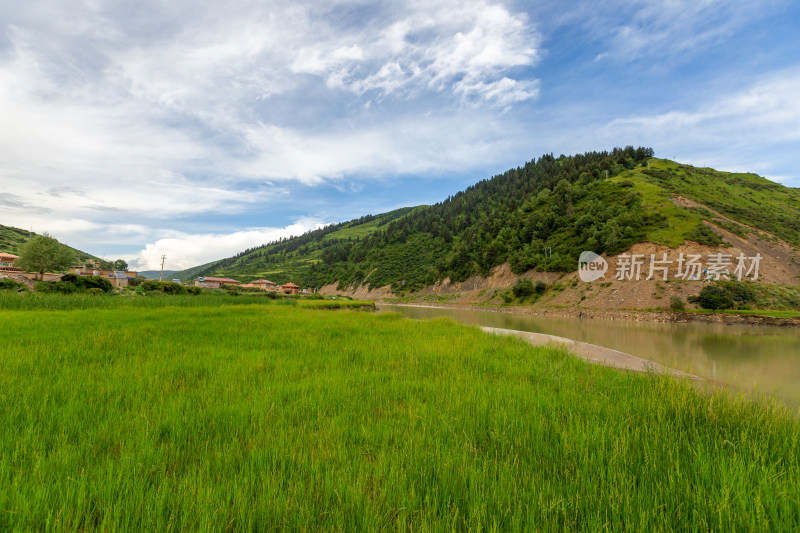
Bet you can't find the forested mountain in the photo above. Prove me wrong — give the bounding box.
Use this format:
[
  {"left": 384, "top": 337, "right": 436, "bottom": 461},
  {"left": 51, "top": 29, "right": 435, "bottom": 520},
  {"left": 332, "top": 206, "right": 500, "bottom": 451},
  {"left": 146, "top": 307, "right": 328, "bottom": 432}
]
[{"left": 176, "top": 148, "right": 800, "bottom": 293}]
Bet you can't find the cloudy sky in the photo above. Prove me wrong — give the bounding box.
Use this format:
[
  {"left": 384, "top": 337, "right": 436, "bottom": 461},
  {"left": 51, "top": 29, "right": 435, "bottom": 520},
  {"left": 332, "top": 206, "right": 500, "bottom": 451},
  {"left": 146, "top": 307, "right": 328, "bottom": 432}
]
[{"left": 1, "top": 0, "right": 799, "bottom": 270}]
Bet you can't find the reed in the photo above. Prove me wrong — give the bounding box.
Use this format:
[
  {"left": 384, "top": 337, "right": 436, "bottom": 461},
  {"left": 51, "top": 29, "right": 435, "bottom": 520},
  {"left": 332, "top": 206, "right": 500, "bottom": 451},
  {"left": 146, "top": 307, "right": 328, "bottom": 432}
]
[{"left": 0, "top": 304, "right": 797, "bottom": 530}]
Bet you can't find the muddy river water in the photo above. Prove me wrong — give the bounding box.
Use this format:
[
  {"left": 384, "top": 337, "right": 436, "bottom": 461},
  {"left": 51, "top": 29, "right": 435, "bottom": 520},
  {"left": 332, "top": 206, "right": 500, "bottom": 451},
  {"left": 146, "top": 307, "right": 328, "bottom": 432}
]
[{"left": 377, "top": 304, "right": 800, "bottom": 407}]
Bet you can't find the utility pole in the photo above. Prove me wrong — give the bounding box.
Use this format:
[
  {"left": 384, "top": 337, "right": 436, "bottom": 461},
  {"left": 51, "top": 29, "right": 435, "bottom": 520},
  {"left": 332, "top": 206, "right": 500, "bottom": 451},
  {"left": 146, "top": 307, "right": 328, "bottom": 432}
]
[{"left": 159, "top": 254, "right": 166, "bottom": 281}]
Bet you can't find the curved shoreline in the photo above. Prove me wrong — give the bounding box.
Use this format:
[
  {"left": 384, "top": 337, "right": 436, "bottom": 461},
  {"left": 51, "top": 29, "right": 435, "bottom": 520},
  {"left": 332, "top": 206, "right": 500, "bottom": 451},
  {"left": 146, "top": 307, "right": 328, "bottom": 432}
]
[
  {"left": 377, "top": 302, "right": 705, "bottom": 380},
  {"left": 480, "top": 326, "right": 703, "bottom": 380}
]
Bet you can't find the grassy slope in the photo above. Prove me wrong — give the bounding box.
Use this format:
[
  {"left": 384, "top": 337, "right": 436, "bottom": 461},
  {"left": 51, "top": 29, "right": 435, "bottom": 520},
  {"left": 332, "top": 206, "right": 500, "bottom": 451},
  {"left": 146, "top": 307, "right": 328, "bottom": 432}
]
[
  {"left": 0, "top": 224, "right": 31, "bottom": 254},
  {"left": 608, "top": 173, "right": 702, "bottom": 247},
  {"left": 176, "top": 207, "right": 419, "bottom": 283},
  {"left": 174, "top": 261, "right": 217, "bottom": 282},
  {"left": 605, "top": 159, "right": 800, "bottom": 249},
  {"left": 632, "top": 159, "right": 800, "bottom": 247},
  {"left": 1, "top": 303, "right": 798, "bottom": 530},
  {"left": 0, "top": 223, "right": 101, "bottom": 263}
]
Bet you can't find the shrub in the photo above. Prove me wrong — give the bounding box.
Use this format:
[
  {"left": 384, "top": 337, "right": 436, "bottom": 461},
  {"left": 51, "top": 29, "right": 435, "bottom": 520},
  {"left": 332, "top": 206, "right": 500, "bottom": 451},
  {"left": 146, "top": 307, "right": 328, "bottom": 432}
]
[
  {"left": 686, "top": 223, "right": 724, "bottom": 247},
  {"left": 141, "top": 280, "right": 162, "bottom": 291},
  {"left": 84, "top": 288, "right": 105, "bottom": 295},
  {"left": 60, "top": 273, "right": 81, "bottom": 284},
  {"left": 689, "top": 285, "right": 735, "bottom": 310},
  {"left": 59, "top": 273, "right": 113, "bottom": 293},
  {"left": 500, "top": 289, "right": 514, "bottom": 303},
  {"left": 221, "top": 284, "right": 240, "bottom": 292},
  {"left": 80, "top": 275, "right": 113, "bottom": 293},
  {"left": 718, "top": 280, "right": 756, "bottom": 307},
  {"left": 512, "top": 278, "right": 535, "bottom": 298},
  {"left": 689, "top": 281, "right": 757, "bottom": 311},
  {"left": 0, "top": 279, "right": 28, "bottom": 292},
  {"left": 669, "top": 296, "right": 686, "bottom": 311},
  {"left": 141, "top": 280, "right": 187, "bottom": 294},
  {"left": 534, "top": 280, "right": 547, "bottom": 295},
  {"left": 36, "top": 281, "right": 79, "bottom": 294},
  {"left": 161, "top": 281, "right": 187, "bottom": 295}
]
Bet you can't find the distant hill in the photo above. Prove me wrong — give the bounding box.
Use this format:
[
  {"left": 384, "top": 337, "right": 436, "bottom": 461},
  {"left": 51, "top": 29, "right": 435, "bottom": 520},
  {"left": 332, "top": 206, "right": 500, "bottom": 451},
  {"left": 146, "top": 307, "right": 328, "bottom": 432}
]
[
  {"left": 138, "top": 270, "right": 179, "bottom": 280},
  {"left": 173, "top": 207, "right": 419, "bottom": 282},
  {"left": 174, "top": 148, "right": 800, "bottom": 294},
  {"left": 0, "top": 223, "right": 101, "bottom": 264}
]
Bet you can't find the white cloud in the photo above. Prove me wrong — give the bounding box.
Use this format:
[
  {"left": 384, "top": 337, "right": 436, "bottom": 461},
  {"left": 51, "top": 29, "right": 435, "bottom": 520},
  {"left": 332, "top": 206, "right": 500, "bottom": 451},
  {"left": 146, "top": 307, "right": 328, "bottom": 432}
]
[
  {"left": 563, "top": 0, "right": 782, "bottom": 64},
  {"left": 0, "top": 0, "right": 540, "bottom": 232},
  {"left": 290, "top": 1, "right": 540, "bottom": 105},
  {"left": 454, "top": 77, "right": 539, "bottom": 109},
  {"left": 238, "top": 112, "right": 524, "bottom": 184},
  {"left": 126, "top": 218, "right": 327, "bottom": 270}
]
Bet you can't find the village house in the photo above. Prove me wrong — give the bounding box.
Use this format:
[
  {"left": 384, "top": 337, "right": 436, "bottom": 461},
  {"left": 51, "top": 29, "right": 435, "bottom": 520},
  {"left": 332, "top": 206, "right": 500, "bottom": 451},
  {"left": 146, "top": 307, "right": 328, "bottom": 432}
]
[
  {"left": 194, "top": 276, "right": 239, "bottom": 289},
  {"left": 281, "top": 282, "right": 300, "bottom": 295},
  {"left": 0, "top": 252, "right": 37, "bottom": 288},
  {"left": 0, "top": 252, "right": 21, "bottom": 273},
  {"left": 68, "top": 266, "right": 139, "bottom": 288},
  {"left": 240, "top": 279, "right": 277, "bottom": 291},
  {"left": 251, "top": 279, "right": 278, "bottom": 291}
]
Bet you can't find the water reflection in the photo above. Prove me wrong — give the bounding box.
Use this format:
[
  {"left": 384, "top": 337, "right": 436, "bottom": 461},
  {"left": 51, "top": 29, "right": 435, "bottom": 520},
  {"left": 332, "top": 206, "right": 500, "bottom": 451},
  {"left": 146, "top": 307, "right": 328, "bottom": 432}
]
[{"left": 378, "top": 304, "right": 800, "bottom": 406}]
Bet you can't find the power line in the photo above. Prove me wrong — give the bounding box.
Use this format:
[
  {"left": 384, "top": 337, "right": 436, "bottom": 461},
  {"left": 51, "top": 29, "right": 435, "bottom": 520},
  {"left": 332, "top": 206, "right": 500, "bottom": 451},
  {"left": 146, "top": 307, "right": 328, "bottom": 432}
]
[{"left": 159, "top": 254, "right": 166, "bottom": 281}]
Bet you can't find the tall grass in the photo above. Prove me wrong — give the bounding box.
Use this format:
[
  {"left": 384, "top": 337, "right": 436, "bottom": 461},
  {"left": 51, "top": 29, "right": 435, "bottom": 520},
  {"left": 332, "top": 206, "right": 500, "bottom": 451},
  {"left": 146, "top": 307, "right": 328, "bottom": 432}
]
[
  {"left": 0, "top": 304, "right": 798, "bottom": 530},
  {"left": 0, "top": 291, "right": 372, "bottom": 311}
]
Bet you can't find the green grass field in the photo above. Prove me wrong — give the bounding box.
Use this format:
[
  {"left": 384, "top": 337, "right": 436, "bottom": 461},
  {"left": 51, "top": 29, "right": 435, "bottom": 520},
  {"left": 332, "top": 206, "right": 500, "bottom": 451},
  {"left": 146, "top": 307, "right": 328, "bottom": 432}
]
[
  {"left": 1, "top": 301, "right": 799, "bottom": 530},
  {"left": 0, "top": 291, "right": 372, "bottom": 312}
]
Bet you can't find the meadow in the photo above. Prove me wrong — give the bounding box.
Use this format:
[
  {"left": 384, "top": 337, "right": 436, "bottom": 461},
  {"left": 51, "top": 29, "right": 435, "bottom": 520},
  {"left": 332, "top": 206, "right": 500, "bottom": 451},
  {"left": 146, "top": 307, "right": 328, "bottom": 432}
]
[
  {"left": 1, "top": 299, "right": 799, "bottom": 531},
  {"left": 0, "top": 290, "right": 371, "bottom": 312}
]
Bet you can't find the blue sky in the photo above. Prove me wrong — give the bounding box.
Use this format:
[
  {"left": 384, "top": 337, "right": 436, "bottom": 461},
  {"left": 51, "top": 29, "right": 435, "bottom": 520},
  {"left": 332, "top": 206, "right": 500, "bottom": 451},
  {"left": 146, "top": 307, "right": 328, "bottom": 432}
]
[{"left": 1, "top": 0, "right": 799, "bottom": 269}]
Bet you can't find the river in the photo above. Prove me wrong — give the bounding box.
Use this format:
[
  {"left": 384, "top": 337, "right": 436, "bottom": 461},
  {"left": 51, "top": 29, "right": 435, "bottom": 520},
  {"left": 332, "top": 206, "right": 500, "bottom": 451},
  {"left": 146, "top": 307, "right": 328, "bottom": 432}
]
[{"left": 377, "top": 304, "right": 800, "bottom": 407}]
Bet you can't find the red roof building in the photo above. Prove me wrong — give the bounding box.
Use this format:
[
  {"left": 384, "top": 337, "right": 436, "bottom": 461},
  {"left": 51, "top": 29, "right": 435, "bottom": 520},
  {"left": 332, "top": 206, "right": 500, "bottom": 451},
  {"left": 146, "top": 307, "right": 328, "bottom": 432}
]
[
  {"left": 0, "top": 252, "right": 21, "bottom": 272},
  {"left": 194, "top": 277, "right": 240, "bottom": 289},
  {"left": 251, "top": 279, "right": 278, "bottom": 291},
  {"left": 281, "top": 282, "right": 300, "bottom": 295}
]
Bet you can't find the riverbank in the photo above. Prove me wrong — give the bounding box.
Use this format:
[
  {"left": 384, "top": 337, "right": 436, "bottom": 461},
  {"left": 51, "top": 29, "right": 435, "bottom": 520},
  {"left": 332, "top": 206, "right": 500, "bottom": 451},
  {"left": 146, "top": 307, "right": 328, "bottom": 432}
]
[
  {"left": 481, "top": 326, "right": 702, "bottom": 380},
  {"left": 378, "top": 302, "right": 800, "bottom": 406},
  {"left": 381, "top": 301, "right": 800, "bottom": 327}
]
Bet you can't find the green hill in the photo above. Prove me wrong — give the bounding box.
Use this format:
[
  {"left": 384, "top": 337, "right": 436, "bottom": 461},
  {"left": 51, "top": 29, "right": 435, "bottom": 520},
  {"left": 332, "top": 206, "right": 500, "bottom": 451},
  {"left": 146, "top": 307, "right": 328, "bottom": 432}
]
[
  {"left": 175, "top": 207, "right": 419, "bottom": 283},
  {"left": 0, "top": 224, "right": 100, "bottom": 265},
  {"left": 176, "top": 148, "right": 800, "bottom": 293},
  {"left": 0, "top": 224, "right": 36, "bottom": 255}
]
